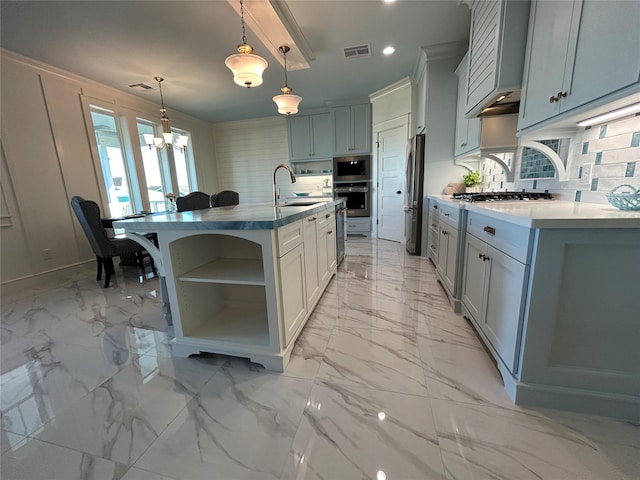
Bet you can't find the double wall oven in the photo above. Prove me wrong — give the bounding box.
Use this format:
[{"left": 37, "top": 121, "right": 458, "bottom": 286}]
[{"left": 333, "top": 155, "right": 371, "bottom": 217}]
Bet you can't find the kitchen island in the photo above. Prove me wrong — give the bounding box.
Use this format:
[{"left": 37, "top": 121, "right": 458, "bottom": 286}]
[
  {"left": 114, "top": 200, "right": 343, "bottom": 371},
  {"left": 429, "top": 196, "right": 640, "bottom": 421}
]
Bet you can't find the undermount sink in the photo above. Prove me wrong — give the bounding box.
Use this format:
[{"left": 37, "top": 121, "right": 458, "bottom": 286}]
[{"left": 280, "top": 201, "right": 322, "bottom": 207}]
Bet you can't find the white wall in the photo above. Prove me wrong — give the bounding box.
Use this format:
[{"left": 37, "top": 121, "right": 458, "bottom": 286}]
[{"left": 0, "top": 50, "right": 215, "bottom": 283}]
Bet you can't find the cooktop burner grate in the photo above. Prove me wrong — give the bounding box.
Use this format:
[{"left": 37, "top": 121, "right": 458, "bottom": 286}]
[{"left": 451, "top": 191, "right": 553, "bottom": 202}]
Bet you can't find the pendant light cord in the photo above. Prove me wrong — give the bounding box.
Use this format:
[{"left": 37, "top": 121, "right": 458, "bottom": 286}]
[{"left": 240, "top": 0, "right": 247, "bottom": 45}]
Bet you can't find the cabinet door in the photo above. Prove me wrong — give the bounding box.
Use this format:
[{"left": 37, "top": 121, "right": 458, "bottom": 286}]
[
  {"left": 436, "top": 226, "right": 449, "bottom": 278},
  {"left": 332, "top": 106, "right": 351, "bottom": 155},
  {"left": 443, "top": 226, "right": 459, "bottom": 295},
  {"left": 310, "top": 113, "right": 332, "bottom": 158},
  {"left": 326, "top": 222, "right": 337, "bottom": 273},
  {"left": 562, "top": 0, "right": 640, "bottom": 112},
  {"left": 455, "top": 53, "right": 481, "bottom": 157},
  {"left": 317, "top": 224, "right": 330, "bottom": 286},
  {"left": 518, "top": 0, "right": 574, "bottom": 130},
  {"left": 482, "top": 245, "right": 528, "bottom": 373},
  {"left": 350, "top": 104, "right": 371, "bottom": 154},
  {"left": 461, "top": 233, "right": 488, "bottom": 323},
  {"left": 303, "top": 215, "right": 320, "bottom": 306},
  {"left": 279, "top": 243, "right": 307, "bottom": 345},
  {"left": 288, "top": 116, "right": 312, "bottom": 160}
]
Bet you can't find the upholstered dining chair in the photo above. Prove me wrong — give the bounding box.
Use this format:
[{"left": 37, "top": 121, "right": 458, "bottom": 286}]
[
  {"left": 176, "top": 191, "right": 211, "bottom": 212},
  {"left": 210, "top": 190, "right": 239, "bottom": 207},
  {"left": 70, "top": 196, "right": 156, "bottom": 288}
]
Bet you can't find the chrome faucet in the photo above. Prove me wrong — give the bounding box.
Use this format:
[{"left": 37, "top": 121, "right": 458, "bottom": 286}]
[{"left": 273, "top": 164, "right": 296, "bottom": 206}]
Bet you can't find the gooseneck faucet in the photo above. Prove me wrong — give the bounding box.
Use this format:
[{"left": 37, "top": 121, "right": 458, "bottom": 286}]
[{"left": 273, "top": 164, "right": 296, "bottom": 206}]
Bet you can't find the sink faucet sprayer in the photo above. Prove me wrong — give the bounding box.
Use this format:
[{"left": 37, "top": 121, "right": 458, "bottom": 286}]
[{"left": 273, "top": 164, "right": 296, "bottom": 206}]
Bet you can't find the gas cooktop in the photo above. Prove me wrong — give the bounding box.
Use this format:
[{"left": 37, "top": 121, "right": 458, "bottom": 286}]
[{"left": 451, "top": 191, "right": 553, "bottom": 202}]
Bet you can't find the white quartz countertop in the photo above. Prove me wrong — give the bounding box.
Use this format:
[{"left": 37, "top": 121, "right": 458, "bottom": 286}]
[
  {"left": 429, "top": 195, "right": 640, "bottom": 228},
  {"left": 113, "top": 199, "right": 343, "bottom": 231}
]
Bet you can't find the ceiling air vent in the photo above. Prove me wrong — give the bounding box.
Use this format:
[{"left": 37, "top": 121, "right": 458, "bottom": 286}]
[
  {"left": 128, "top": 83, "right": 153, "bottom": 92},
  {"left": 343, "top": 44, "right": 371, "bottom": 60}
]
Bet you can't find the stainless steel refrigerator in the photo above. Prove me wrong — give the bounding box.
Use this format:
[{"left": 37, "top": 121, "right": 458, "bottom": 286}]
[{"left": 404, "top": 133, "right": 425, "bottom": 255}]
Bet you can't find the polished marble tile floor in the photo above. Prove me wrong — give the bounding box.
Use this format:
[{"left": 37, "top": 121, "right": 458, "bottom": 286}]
[{"left": 1, "top": 238, "right": 638, "bottom": 480}]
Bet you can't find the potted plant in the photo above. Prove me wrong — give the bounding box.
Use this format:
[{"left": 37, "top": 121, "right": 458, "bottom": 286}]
[{"left": 463, "top": 171, "right": 481, "bottom": 193}]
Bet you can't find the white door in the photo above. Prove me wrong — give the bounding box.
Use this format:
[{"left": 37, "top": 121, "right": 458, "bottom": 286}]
[{"left": 377, "top": 124, "right": 407, "bottom": 242}]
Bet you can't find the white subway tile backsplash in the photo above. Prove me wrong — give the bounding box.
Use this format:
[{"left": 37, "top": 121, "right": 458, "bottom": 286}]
[
  {"left": 593, "top": 163, "right": 628, "bottom": 178},
  {"left": 601, "top": 147, "right": 640, "bottom": 164},
  {"left": 586, "top": 133, "right": 633, "bottom": 153}
]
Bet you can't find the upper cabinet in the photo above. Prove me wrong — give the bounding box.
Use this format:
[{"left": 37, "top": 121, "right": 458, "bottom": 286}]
[
  {"left": 464, "top": 0, "right": 530, "bottom": 117},
  {"left": 455, "top": 52, "right": 482, "bottom": 158},
  {"left": 287, "top": 113, "right": 332, "bottom": 161},
  {"left": 332, "top": 104, "right": 371, "bottom": 155},
  {"left": 518, "top": 0, "right": 640, "bottom": 132}
]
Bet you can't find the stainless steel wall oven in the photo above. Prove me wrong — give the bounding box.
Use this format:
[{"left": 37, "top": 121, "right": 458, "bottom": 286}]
[{"left": 334, "top": 182, "right": 371, "bottom": 217}]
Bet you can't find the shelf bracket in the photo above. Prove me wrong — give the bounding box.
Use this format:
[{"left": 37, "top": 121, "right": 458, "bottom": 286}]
[{"left": 481, "top": 153, "right": 515, "bottom": 182}]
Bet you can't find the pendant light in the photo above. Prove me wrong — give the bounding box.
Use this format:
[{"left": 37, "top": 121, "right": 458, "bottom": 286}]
[
  {"left": 272, "top": 45, "right": 302, "bottom": 115},
  {"left": 143, "top": 77, "right": 189, "bottom": 152},
  {"left": 225, "top": 0, "right": 268, "bottom": 88}
]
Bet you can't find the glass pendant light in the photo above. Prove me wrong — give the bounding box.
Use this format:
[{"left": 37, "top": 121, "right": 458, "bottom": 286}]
[
  {"left": 225, "top": 0, "right": 268, "bottom": 88},
  {"left": 272, "top": 45, "right": 302, "bottom": 115}
]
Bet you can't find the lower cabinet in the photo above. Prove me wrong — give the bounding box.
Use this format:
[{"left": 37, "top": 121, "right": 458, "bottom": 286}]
[
  {"left": 278, "top": 242, "right": 307, "bottom": 345},
  {"left": 346, "top": 217, "right": 370, "bottom": 235},
  {"left": 303, "top": 215, "right": 320, "bottom": 307},
  {"left": 462, "top": 232, "right": 528, "bottom": 373},
  {"left": 433, "top": 200, "right": 465, "bottom": 311},
  {"left": 436, "top": 221, "right": 459, "bottom": 295},
  {"left": 427, "top": 199, "right": 439, "bottom": 264}
]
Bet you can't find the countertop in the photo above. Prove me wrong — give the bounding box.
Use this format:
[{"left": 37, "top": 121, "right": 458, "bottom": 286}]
[
  {"left": 113, "top": 199, "right": 344, "bottom": 231},
  {"left": 429, "top": 195, "right": 640, "bottom": 228}
]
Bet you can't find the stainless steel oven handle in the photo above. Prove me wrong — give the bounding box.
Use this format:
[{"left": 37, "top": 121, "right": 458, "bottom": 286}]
[{"left": 334, "top": 187, "right": 368, "bottom": 193}]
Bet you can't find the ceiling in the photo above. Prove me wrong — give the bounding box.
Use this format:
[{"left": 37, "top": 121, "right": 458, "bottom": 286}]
[{"left": 0, "top": 0, "right": 471, "bottom": 124}]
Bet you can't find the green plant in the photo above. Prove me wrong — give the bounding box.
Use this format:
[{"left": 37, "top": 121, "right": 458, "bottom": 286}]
[{"left": 463, "top": 171, "right": 481, "bottom": 187}]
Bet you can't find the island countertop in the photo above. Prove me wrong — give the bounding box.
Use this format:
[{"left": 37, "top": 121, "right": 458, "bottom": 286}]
[{"left": 113, "top": 199, "right": 344, "bottom": 231}]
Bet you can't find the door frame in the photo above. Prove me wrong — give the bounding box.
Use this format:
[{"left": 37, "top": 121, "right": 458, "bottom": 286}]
[{"left": 372, "top": 114, "right": 410, "bottom": 239}]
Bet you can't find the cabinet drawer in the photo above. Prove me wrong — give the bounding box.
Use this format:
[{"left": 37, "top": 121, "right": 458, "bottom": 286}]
[
  {"left": 317, "top": 208, "right": 335, "bottom": 230},
  {"left": 347, "top": 217, "right": 371, "bottom": 233},
  {"left": 276, "top": 219, "right": 304, "bottom": 257},
  {"left": 438, "top": 203, "right": 460, "bottom": 228},
  {"left": 466, "top": 211, "right": 532, "bottom": 263}
]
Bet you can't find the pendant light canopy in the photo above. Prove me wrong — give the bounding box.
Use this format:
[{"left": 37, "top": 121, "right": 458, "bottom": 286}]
[
  {"left": 272, "top": 45, "right": 302, "bottom": 115},
  {"left": 143, "top": 77, "right": 188, "bottom": 152},
  {"left": 225, "top": 0, "right": 268, "bottom": 88}
]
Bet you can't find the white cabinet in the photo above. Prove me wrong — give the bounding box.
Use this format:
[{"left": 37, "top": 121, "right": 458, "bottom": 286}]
[
  {"left": 346, "top": 217, "right": 370, "bottom": 236},
  {"left": 317, "top": 209, "right": 336, "bottom": 285},
  {"left": 454, "top": 52, "right": 481, "bottom": 157},
  {"left": 427, "top": 199, "right": 439, "bottom": 264},
  {"left": 303, "top": 215, "right": 320, "bottom": 307},
  {"left": 288, "top": 113, "right": 332, "bottom": 161},
  {"left": 332, "top": 104, "right": 371, "bottom": 155},
  {"left": 464, "top": 0, "right": 530, "bottom": 117},
  {"left": 461, "top": 211, "right": 530, "bottom": 373},
  {"left": 278, "top": 242, "right": 307, "bottom": 345},
  {"left": 518, "top": 0, "right": 640, "bottom": 131},
  {"left": 433, "top": 201, "right": 466, "bottom": 311}
]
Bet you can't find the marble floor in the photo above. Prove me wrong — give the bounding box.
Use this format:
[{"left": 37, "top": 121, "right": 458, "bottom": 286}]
[{"left": 1, "top": 238, "right": 638, "bottom": 480}]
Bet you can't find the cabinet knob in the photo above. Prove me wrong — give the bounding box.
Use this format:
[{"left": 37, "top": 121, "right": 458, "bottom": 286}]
[
  {"left": 478, "top": 253, "right": 490, "bottom": 261},
  {"left": 327, "top": 230, "right": 333, "bottom": 235},
  {"left": 549, "top": 91, "right": 568, "bottom": 103},
  {"left": 396, "top": 190, "right": 402, "bottom": 195},
  {"left": 431, "top": 223, "right": 436, "bottom": 228},
  {"left": 549, "top": 95, "right": 557, "bottom": 104},
  {"left": 461, "top": 143, "right": 467, "bottom": 147},
  {"left": 441, "top": 229, "right": 448, "bottom": 236},
  {"left": 326, "top": 213, "right": 331, "bottom": 219}
]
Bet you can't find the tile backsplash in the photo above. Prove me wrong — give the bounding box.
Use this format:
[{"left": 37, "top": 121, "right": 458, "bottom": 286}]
[{"left": 481, "top": 114, "right": 640, "bottom": 203}]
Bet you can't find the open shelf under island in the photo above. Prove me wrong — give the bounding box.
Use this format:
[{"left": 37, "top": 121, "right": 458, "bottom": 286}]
[{"left": 114, "top": 199, "right": 343, "bottom": 371}]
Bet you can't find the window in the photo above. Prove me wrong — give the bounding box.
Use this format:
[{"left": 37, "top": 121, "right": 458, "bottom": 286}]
[
  {"left": 88, "top": 104, "right": 196, "bottom": 216},
  {"left": 90, "top": 108, "right": 135, "bottom": 217}
]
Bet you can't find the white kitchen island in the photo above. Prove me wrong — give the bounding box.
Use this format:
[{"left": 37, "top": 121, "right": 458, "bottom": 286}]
[{"left": 114, "top": 200, "right": 343, "bottom": 372}]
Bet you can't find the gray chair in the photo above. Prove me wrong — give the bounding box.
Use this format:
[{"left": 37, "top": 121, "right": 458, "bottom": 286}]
[
  {"left": 176, "top": 191, "right": 211, "bottom": 212},
  {"left": 210, "top": 190, "right": 239, "bottom": 207},
  {"left": 70, "top": 196, "right": 156, "bottom": 288}
]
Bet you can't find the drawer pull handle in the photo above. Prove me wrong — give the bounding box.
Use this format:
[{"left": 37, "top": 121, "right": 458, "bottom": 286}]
[
  {"left": 483, "top": 226, "right": 496, "bottom": 235},
  {"left": 327, "top": 230, "right": 333, "bottom": 235},
  {"left": 308, "top": 217, "right": 317, "bottom": 222},
  {"left": 479, "top": 253, "right": 490, "bottom": 261},
  {"left": 444, "top": 213, "right": 450, "bottom": 217},
  {"left": 431, "top": 223, "right": 436, "bottom": 228},
  {"left": 441, "top": 230, "right": 448, "bottom": 236}
]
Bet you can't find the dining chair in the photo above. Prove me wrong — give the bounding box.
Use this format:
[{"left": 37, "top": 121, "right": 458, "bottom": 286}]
[
  {"left": 176, "top": 191, "right": 211, "bottom": 212},
  {"left": 70, "top": 196, "right": 156, "bottom": 288},
  {"left": 210, "top": 190, "right": 239, "bottom": 207}
]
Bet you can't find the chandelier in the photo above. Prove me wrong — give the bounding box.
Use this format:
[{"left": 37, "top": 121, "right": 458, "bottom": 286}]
[
  {"left": 143, "top": 77, "right": 189, "bottom": 152},
  {"left": 225, "top": 0, "right": 268, "bottom": 88},
  {"left": 272, "top": 45, "right": 302, "bottom": 115}
]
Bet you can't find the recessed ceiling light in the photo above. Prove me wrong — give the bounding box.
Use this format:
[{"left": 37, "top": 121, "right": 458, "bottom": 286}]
[
  {"left": 382, "top": 46, "right": 395, "bottom": 55},
  {"left": 383, "top": 0, "right": 396, "bottom": 3}
]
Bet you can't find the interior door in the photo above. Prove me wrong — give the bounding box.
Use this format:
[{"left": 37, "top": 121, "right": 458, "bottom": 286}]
[{"left": 377, "top": 124, "right": 407, "bottom": 242}]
